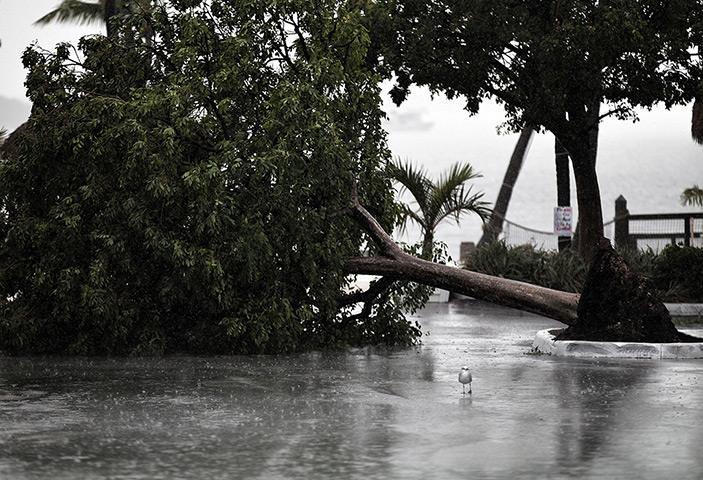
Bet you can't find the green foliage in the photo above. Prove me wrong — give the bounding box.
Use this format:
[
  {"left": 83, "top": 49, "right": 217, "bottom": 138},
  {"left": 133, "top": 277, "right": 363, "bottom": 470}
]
[
  {"left": 681, "top": 186, "right": 703, "bottom": 208},
  {"left": 464, "top": 242, "right": 703, "bottom": 302},
  {"left": 0, "top": 0, "right": 423, "bottom": 355},
  {"left": 464, "top": 242, "right": 588, "bottom": 293},
  {"left": 380, "top": 0, "right": 703, "bottom": 130},
  {"left": 373, "top": 0, "right": 703, "bottom": 261},
  {"left": 652, "top": 245, "right": 703, "bottom": 302},
  {"left": 389, "top": 157, "right": 489, "bottom": 259}
]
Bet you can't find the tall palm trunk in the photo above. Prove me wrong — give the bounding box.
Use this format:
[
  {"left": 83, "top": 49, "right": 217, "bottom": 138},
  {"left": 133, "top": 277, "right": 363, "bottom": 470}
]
[
  {"left": 477, "top": 126, "right": 534, "bottom": 247},
  {"left": 104, "top": 0, "right": 119, "bottom": 37},
  {"left": 692, "top": 97, "right": 703, "bottom": 144}
]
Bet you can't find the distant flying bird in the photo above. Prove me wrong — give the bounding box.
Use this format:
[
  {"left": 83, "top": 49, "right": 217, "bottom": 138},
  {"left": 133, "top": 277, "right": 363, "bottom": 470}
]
[{"left": 458, "top": 366, "right": 472, "bottom": 395}]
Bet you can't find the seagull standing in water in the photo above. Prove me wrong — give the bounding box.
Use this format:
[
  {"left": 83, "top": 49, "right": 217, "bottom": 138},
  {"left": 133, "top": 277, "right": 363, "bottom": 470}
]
[{"left": 458, "top": 366, "right": 472, "bottom": 395}]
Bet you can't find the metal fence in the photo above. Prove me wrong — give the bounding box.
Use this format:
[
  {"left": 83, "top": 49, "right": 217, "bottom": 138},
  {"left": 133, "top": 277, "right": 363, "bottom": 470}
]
[
  {"left": 614, "top": 195, "right": 703, "bottom": 251},
  {"left": 482, "top": 195, "right": 702, "bottom": 253},
  {"left": 500, "top": 217, "right": 616, "bottom": 251}
]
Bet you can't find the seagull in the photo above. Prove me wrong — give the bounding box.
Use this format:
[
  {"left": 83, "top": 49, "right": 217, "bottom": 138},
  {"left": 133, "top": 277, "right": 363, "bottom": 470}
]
[{"left": 458, "top": 366, "right": 472, "bottom": 395}]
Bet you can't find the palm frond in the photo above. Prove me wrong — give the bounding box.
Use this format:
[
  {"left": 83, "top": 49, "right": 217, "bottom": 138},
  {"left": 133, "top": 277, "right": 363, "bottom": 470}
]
[
  {"left": 427, "top": 162, "right": 483, "bottom": 227},
  {"left": 433, "top": 185, "right": 491, "bottom": 230},
  {"left": 681, "top": 186, "right": 703, "bottom": 208},
  {"left": 388, "top": 157, "right": 432, "bottom": 214},
  {"left": 396, "top": 203, "right": 427, "bottom": 237},
  {"left": 34, "top": 0, "right": 105, "bottom": 27}
]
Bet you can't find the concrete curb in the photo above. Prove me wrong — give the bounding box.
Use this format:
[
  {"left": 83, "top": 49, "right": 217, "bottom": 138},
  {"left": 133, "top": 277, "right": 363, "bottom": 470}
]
[{"left": 532, "top": 329, "right": 703, "bottom": 359}]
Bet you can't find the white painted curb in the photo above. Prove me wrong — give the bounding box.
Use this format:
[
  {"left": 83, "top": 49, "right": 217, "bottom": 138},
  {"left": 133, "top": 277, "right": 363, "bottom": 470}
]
[{"left": 532, "top": 329, "right": 703, "bottom": 359}]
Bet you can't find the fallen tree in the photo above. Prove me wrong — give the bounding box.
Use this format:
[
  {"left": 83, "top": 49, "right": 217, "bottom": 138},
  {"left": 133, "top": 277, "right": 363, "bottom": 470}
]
[
  {"left": 344, "top": 184, "right": 580, "bottom": 326},
  {"left": 2, "top": 1, "right": 697, "bottom": 356},
  {"left": 346, "top": 185, "right": 700, "bottom": 344}
]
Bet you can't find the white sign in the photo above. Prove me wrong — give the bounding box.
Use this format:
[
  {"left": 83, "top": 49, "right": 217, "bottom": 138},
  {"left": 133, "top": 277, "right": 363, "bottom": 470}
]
[{"left": 554, "top": 207, "right": 572, "bottom": 237}]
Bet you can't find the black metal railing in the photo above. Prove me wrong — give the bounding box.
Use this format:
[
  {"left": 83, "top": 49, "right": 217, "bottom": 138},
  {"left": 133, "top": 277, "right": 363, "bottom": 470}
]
[{"left": 614, "top": 195, "right": 703, "bottom": 249}]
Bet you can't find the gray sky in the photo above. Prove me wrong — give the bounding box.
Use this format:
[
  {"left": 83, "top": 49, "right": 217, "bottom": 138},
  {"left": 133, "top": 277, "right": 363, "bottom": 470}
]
[
  {"left": 1, "top": 0, "right": 700, "bottom": 252},
  {"left": 1, "top": 0, "right": 104, "bottom": 102}
]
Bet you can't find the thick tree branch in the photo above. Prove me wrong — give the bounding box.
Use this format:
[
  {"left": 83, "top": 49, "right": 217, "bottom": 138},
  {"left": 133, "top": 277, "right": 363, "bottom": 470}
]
[
  {"left": 349, "top": 181, "right": 404, "bottom": 258},
  {"left": 346, "top": 190, "right": 580, "bottom": 326},
  {"left": 339, "top": 275, "right": 400, "bottom": 323},
  {"left": 339, "top": 275, "right": 398, "bottom": 307}
]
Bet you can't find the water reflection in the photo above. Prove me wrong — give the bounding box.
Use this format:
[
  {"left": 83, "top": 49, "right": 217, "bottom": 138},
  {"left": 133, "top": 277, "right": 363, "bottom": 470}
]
[
  {"left": 551, "top": 360, "right": 653, "bottom": 471},
  {"left": 1, "top": 300, "right": 702, "bottom": 479}
]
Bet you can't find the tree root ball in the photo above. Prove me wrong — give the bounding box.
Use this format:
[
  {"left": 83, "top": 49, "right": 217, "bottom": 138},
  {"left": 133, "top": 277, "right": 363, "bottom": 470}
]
[{"left": 556, "top": 239, "right": 700, "bottom": 343}]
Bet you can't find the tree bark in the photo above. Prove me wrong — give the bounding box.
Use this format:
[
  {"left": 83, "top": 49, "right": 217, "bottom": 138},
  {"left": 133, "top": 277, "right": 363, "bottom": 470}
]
[
  {"left": 344, "top": 255, "right": 579, "bottom": 325},
  {"left": 421, "top": 229, "right": 434, "bottom": 260},
  {"left": 104, "top": 0, "right": 125, "bottom": 38},
  {"left": 345, "top": 186, "right": 580, "bottom": 326},
  {"left": 569, "top": 148, "right": 603, "bottom": 263},
  {"left": 344, "top": 190, "right": 697, "bottom": 343},
  {"left": 105, "top": 0, "right": 116, "bottom": 37},
  {"left": 560, "top": 100, "right": 602, "bottom": 263},
  {"left": 478, "top": 126, "right": 534, "bottom": 247},
  {"left": 693, "top": 98, "right": 703, "bottom": 144}
]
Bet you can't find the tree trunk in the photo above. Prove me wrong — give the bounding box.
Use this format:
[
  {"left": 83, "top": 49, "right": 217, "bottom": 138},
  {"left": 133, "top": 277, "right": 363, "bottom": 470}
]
[
  {"left": 346, "top": 186, "right": 580, "bottom": 325},
  {"left": 693, "top": 97, "right": 703, "bottom": 144},
  {"left": 345, "top": 188, "right": 697, "bottom": 343},
  {"left": 421, "top": 230, "right": 434, "bottom": 260},
  {"left": 569, "top": 149, "right": 603, "bottom": 263},
  {"left": 560, "top": 101, "right": 602, "bottom": 263},
  {"left": 104, "top": 0, "right": 122, "bottom": 38},
  {"left": 477, "top": 126, "right": 534, "bottom": 247},
  {"left": 556, "top": 239, "right": 698, "bottom": 343},
  {"left": 344, "top": 255, "right": 579, "bottom": 325}
]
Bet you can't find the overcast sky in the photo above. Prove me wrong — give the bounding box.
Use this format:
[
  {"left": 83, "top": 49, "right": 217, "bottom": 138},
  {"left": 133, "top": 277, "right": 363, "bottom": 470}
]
[{"left": 1, "top": 0, "right": 700, "bottom": 252}]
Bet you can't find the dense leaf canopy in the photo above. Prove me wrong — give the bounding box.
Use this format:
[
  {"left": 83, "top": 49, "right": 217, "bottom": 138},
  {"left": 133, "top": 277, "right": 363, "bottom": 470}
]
[
  {"left": 374, "top": 0, "right": 703, "bottom": 261},
  {"left": 0, "top": 0, "right": 424, "bottom": 354},
  {"left": 382, "top": 0, "right": 703, "bottom": 130}
]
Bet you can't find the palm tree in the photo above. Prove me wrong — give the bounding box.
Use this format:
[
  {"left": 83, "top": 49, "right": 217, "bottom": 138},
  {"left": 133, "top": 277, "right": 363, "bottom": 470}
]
[
  {"left": 477, "top": 126, "right": 533, "bottom": 248},
  {"left": 389, "top": 157, "right": 490, "bottom": 260},
  {"left": 35, "top": 0, "right": 153, "bottom": 38},
  {"left": 34, "top": 0, "right": 105, "bottom": 28},
  {"left": 681, "top": 186, "right": 703, "bottom": 208}
]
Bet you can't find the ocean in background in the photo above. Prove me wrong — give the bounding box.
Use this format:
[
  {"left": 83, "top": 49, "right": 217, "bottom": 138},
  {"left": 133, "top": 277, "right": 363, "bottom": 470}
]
[{"left": 383, "top": 87, "right": 703, "bottom": 258}]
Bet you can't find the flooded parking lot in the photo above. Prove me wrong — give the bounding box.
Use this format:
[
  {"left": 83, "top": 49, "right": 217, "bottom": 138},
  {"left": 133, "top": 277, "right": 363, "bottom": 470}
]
[{"left": 1, "top": 299, "right": 702, "bottom": 479}]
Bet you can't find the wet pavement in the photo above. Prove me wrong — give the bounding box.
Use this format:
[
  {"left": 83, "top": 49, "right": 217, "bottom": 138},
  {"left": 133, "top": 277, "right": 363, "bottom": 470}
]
[{"left": 1, "top": 299, "right": 702, "bottom": 479}]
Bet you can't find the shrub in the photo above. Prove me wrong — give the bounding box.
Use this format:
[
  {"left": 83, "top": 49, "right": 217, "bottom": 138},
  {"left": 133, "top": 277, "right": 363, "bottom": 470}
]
[
  {"left": 464, "top": 241, "right": 703, "bottom": 302},
  {"left": 652, "top": 245, "right": 703, "bottom": 302},
  {"left": 463, "top": 241, "right": 587, "bottom": 293}
]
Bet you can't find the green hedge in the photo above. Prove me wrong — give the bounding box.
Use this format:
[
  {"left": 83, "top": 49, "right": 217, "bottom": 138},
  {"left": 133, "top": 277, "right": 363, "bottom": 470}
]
[
  {"left": 463, "top": 242, "right": 703, "bottom": 303},
  {"left": 651, "top": 245, "right": 703, "bottom": 302}
]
